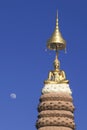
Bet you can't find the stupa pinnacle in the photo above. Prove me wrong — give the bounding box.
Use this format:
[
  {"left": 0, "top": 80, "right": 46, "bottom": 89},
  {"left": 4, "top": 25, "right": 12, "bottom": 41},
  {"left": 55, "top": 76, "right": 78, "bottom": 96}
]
[
  {"left": 47, "top": 11, "right": 66, "bottom": 50},
  {"left": 36, "top": 11, "right": 75, "bottom": 130}
]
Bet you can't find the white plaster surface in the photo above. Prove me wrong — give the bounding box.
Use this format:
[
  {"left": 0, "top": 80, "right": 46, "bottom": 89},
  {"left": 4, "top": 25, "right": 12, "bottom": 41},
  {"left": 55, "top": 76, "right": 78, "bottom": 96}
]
[{"left": 42, "top": 84, "right": 72, "bottom": 94}]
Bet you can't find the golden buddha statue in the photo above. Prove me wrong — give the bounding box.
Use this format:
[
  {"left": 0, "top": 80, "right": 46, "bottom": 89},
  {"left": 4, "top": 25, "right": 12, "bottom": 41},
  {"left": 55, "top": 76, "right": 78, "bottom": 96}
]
[{"left": 44, "top": 55, "right": 69, "bottom": 84}]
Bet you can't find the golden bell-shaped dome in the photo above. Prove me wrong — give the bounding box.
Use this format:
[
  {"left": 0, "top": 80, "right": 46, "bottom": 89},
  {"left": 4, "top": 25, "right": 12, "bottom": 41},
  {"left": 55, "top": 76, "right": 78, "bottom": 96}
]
[{"left": 47, "top": 11, "right": 66, "bottom": 50}]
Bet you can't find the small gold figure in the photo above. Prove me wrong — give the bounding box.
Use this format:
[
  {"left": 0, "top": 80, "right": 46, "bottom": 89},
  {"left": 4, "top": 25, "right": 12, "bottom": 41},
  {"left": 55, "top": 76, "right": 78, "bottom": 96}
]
[{"left": 44, "top": 55, "right": 69, "bottom": 84}]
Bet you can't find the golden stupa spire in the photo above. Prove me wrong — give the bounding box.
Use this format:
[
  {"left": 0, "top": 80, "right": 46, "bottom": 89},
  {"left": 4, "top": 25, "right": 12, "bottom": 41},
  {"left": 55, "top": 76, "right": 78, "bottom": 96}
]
[
  {"left": 47, "top": 10, "right": 66, "bottom": 50},
  {"left": 44, "top": 11, "right": 69, "bottom": 84}
]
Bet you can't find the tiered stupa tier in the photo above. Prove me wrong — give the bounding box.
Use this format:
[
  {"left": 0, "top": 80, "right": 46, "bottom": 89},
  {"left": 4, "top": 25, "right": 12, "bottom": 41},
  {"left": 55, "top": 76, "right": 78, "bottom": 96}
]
[{"left": 36, "top": 12, "right": 75, "bottom": 130}]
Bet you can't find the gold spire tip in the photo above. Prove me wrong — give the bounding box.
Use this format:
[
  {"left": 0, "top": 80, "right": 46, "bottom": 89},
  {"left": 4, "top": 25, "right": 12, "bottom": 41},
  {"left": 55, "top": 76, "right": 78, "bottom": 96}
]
[
  {"left": 57, "top": 10, "right": 58, "bottom": 18},
  {"left": 47, "top": 11, "right": 66, "bottom": 51},
  {"left": 56, "top": 10, "right": 58, "bottom": 29}
]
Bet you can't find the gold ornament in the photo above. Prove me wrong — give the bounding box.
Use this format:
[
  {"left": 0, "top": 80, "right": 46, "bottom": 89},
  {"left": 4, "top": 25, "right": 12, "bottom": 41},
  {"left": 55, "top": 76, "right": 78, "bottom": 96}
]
[
  {"left": 44, "top": 11, "right": 69, "bottom": 84},
  {"left": 47, "top": 11, "right": 66, "bottom": 50}
]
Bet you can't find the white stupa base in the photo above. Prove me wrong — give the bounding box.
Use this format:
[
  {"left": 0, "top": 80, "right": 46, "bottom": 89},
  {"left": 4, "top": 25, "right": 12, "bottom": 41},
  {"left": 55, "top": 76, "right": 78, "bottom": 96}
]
[{"left": 42, "top": 84, "right": 72, "bottom": 95}]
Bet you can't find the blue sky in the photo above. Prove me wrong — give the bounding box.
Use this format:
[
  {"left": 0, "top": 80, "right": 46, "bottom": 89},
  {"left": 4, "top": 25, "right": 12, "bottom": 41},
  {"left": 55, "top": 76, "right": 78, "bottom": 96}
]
[{"left": 0, "top": 0, "right": 87, "bottom": 130}]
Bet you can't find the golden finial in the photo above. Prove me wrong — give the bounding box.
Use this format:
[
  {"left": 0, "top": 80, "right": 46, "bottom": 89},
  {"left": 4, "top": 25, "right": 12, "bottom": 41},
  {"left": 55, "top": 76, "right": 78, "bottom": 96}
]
[
  {"left": 47, "top": 10, "right": 66, "bottom": 50},
  {"left": 44, "top": 12, "right": 69, "bottom": 84}
]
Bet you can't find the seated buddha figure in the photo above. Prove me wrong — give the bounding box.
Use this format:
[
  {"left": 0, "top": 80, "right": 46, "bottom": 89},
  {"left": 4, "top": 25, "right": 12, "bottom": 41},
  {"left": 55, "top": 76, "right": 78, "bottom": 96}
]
[{"left": 45, "top": 56, "right": 69, "bottom": 84}]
